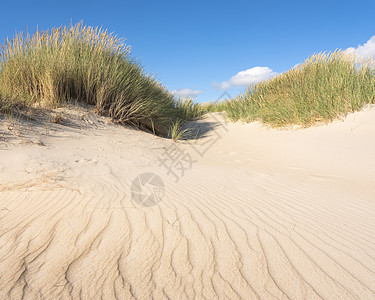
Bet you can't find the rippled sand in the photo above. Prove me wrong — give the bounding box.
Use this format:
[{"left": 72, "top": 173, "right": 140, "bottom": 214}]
[{"left": 1, "top": 105, "right": 374, "bottom": 299}]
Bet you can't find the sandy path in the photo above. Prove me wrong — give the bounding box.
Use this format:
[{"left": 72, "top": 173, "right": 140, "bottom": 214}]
[{"left": 0, "top": 106, "right": 374, "bottom": 299}]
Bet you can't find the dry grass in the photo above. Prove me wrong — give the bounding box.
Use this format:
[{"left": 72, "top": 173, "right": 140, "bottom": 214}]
[
  {"left": 0, "top": 22, "right": 200, "bottom": 136},
  {"left": 204, "top": 51, "right": 375, "bottom": 127},
  {"left": 175, "top": 98, "right": 204, "bottom": 120}
]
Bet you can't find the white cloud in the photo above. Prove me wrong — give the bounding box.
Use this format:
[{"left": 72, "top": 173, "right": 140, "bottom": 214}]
[
  {"left": 171, "top": 88, "right": 203, "bottom": 98},
  {"left": 213, "top": 81, "right": 232, "bottom": 90},
  {"left": 346, "top": 35, "right": 375, "bottom": 59},
  {"left": 292, "top": 62, "right": 302, "bottom": 69},
  {"left": 214, "top": 66, "right": 277, "bottom": 90}
]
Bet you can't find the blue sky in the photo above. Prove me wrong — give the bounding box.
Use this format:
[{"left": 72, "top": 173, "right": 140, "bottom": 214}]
[{"left": 1, "top": 0, "right": 375, "bottom": 102}]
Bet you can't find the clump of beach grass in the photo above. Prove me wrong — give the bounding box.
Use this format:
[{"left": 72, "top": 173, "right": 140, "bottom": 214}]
[
  {"left": 175, "top": 98, "right": 204, "bottom": 120},
  {"left": 168, "top": 119, "right": 191, "bottom": 141},
  {"left": 205, "top": 50, "right": 375, "bottom": 127},
  {"left": 0, "top": 22, "right": 199, "bottom": 136}
]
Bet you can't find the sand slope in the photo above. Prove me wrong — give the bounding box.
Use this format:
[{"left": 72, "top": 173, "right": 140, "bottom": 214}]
[{"left": 0, "top": 105, "right": 375, "bottom": 299}]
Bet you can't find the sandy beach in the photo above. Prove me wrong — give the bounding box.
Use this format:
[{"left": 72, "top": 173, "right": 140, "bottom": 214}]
[{"left": 0, "top": 105, "right": 375, "bottom": 299}]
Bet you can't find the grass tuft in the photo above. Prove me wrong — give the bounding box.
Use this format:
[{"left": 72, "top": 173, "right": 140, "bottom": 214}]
[
  {"left": 204, "top": 50, "right": 375, "bottom": 127},
  {"left": 175, "top": 98, "right": 204, "bottom": 120},
  {"left": 0, "top": 22, "right": 198, "bottom": 136},
  {"left": 168, "top": 119, "right": 190, "bottom": 141}
]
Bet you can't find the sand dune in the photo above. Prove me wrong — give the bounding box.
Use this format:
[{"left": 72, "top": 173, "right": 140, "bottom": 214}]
[{"left": 0, "top": 105, "right": 375, "bottom": 299}]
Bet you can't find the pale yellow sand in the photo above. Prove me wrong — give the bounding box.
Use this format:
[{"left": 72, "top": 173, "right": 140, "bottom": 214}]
[{"left": 0, "top": 105, "right": 374, "bottom": 299}]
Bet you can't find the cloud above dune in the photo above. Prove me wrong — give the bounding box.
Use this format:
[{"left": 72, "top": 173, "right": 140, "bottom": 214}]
[
  {"left": 214, "top": 66, "right": 277, "bottom": 90},
  {"left": 346, "top": 35, "right": 375, "bottom": 59},
  {"left": 171, "top": 88, "right": 203, "bottom": 98}
]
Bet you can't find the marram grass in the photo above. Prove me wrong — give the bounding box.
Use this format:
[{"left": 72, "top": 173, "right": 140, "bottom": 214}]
[
  {"left": 204, "top": 51, "right": 375, "bottom": 127},
  {"left": 0, "top": 23, "right": 201, "bottom": 136},
  {"left": 2, "top": 26, "right": 372, "bottom": 135}
]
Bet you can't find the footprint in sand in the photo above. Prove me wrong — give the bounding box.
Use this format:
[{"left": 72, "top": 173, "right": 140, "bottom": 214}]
[{"left": 74, "top": 158, "right": 98, "bottom": 165}]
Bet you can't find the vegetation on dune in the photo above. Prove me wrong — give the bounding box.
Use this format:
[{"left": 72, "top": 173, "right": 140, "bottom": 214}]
[
  {"left": 175, "top": 98, "right": 204, "bottom": 120},
  {"left": 204, "top": 51, "right": 375, "bottom": 127},
  {"left": 0, "top": 22, "right": 201, "bottom": 136},
  {"left": 2, "top": 23, "right": 373, "bottom": 136}
]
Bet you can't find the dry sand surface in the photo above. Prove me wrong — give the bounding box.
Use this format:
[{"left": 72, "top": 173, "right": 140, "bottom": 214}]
[{"left": 0, "top": 104, "right": 375, "bottom": 299}]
